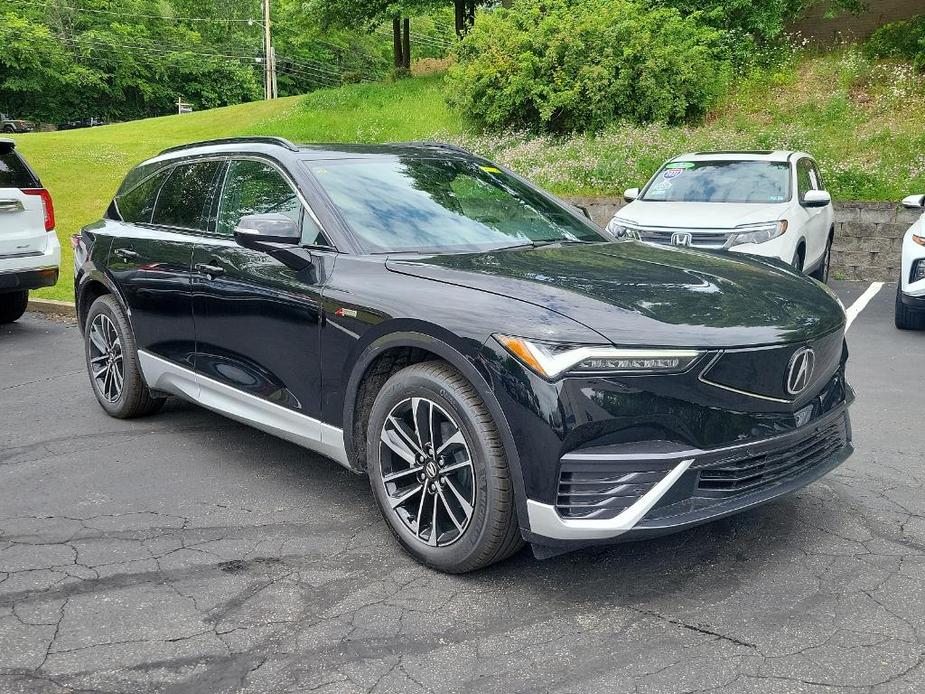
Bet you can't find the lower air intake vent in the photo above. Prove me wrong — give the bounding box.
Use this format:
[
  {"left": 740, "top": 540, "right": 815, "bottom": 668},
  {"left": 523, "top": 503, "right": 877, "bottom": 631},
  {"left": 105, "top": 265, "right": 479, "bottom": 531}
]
[{"left": 556, "top": 467, "right": 666, "bottom": 520}]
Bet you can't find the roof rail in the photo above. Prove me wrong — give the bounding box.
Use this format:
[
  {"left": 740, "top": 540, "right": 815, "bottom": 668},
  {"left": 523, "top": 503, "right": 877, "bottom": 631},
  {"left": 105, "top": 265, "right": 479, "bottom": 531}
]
[
  {"left": 158, "top": 136, "right": 300, "bottom": 156},
  {"left": 692, "top": 150, "right": 775, "bottom": 156},
  {"left": 392, "top": 140, "right": 474, "bottom": 155}
]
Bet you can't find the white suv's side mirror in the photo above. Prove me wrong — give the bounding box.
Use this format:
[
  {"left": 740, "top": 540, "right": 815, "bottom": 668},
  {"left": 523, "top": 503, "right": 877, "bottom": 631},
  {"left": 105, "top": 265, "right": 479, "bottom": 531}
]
[
  {"left": 802, "top": 190, "right": 831, "bottom": 207},
  {"left": 623, "top": 187, "right": 640, "bottom": 203},
  {"left": 901, "top": 194, "right": 925, "bottom": 209}
]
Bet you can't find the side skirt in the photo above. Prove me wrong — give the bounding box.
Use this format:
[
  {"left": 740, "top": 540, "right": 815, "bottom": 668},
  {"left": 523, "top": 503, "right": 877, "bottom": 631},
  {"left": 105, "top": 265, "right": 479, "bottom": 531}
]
[{"left": 137, "top": 350, "right": 351, "bottom": 469}]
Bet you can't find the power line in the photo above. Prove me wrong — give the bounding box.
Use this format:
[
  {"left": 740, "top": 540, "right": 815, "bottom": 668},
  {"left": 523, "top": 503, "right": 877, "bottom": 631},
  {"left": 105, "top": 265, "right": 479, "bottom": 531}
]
[{"left": 6, "top": 0, "right": 260, "bottom": 23}]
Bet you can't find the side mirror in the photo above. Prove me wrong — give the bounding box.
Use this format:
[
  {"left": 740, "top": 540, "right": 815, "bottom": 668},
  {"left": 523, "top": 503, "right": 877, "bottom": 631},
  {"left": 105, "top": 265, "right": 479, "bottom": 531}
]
[
  {"left": 623, "top": 187, "right": 640, "bottom": 203},
  {"left": 234, "top": 213, "right": 315, "bottom": 274},
  {"left": 901, "top": 194, "right": 925, "bottom": 209},
  {"left": 802, "top": 190, "right": 831, "bottom": 208},
  {"left": 573, "top": 204, "right": 592, "bottom": 220},
  {"left": 234, "top": 213, "right": 301, "bottom": 248}
]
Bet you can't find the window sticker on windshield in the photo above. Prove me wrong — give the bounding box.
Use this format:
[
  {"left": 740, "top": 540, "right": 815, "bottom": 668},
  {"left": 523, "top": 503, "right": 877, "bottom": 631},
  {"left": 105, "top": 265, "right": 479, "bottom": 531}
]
[
  {"left": 663, "top": 168, "right": 684, "bottom": 179},
  {"left": 665, "top": 162, "right": 695, "bottom": 169},
  {"left": 651, "top": 179, "right": 672, "bottom": 191},
  {"left": 480, "top": 165, "right": 502, "bottom": 174}
]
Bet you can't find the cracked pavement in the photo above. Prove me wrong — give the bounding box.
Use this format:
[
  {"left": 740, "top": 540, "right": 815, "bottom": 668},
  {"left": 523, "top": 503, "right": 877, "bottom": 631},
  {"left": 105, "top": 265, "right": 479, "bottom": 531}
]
[{"left": 1, "top": 281, "right": 923, "bottom": 693}]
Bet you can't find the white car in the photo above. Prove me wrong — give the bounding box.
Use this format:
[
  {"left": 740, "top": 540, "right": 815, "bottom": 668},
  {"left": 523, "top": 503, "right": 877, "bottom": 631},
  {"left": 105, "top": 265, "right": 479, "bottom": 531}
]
[
  {"left": 0, "top": 139, "right": 59, "bottom": 323},
  {"left": 895, "top": 194, "right": 925, "bottom": 330},
  {"left": 606, "top": 151, "right": 835, "bottom": 281}
]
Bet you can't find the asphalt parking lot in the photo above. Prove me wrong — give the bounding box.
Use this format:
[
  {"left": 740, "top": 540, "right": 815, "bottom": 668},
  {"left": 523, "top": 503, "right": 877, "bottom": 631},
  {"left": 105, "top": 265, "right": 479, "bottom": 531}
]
[{"left": 1, "top": 280, "right": 923, "bottom": 693}]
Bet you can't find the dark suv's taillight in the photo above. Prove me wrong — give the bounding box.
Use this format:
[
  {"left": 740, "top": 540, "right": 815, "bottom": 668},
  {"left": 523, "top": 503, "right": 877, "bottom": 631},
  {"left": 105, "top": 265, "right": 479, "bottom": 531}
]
[{"left": 22, "top": 188, "right": 55, "bottom": 231}]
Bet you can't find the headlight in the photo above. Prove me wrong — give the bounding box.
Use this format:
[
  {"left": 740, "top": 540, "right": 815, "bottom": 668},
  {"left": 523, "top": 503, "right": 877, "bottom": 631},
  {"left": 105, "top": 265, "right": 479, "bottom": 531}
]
[
  {"left": 495, "top": 335, "right": 702, "bottom": 380},
  {"left": 605, "top": 217, "right": 640, "bottom": 240},
  {"left": 728, "top": 220, "right": 788, "bottom": 247},
  {"left": 912, "top": 234, "right": 925, "bottom": 247}
]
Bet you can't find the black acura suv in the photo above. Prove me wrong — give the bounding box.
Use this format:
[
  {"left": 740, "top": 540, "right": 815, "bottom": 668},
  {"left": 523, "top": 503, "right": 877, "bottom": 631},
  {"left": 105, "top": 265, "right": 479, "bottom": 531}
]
[{"left": 74, "top": 137, "right": 854, "bottom": 572}]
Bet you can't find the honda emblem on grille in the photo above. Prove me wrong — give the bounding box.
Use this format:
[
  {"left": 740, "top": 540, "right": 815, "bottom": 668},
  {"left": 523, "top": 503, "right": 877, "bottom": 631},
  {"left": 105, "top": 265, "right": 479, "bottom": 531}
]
[
  {"left": 786, "top": 348, "right": 816, "bottom": 396},
  {"left": 670, "top": 232, "right": 693, "bottom": 247}
]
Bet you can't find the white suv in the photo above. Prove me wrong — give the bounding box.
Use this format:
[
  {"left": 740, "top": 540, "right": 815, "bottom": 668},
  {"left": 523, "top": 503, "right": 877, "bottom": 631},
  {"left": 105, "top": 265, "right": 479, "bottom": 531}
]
[
  {"left": 0, "top": 139, "right": 59, "bottom": 323},
  {"left": 895, "top": 194, "right": 925, "bottom": 330},
  {"left": 606, "top": 151, "right": 835, "bottom": 281}
]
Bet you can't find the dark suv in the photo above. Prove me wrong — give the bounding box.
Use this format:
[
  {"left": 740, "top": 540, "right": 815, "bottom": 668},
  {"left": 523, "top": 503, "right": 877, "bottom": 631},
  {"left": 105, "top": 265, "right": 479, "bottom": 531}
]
[{"left": 74, "top": 137, "right": 854, "bottom": 572}]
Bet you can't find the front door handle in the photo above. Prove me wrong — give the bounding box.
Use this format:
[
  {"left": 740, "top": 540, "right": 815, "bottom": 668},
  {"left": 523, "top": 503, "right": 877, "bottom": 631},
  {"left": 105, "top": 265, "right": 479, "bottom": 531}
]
[
  {"left": 195, "top": 262, "right": 225, "bottom": 279},
  {"left": 114, "top": 248, "right": 139, "bottom": 260}
]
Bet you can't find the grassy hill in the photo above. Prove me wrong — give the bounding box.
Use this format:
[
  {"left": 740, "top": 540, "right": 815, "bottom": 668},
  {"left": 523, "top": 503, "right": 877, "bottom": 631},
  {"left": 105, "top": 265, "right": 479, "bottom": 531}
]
[{"left": 10, "top": 50, "right": 925, "bottom": 302}]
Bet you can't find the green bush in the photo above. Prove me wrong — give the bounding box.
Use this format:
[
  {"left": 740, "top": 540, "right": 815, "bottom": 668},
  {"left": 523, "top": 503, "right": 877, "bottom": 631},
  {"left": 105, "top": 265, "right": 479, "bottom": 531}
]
[
  {"left": 446, "top": 0, "right": 733, "bottom": 133},
  {"left": 865, "top": 15, "right": 925, "bottom": 69}
]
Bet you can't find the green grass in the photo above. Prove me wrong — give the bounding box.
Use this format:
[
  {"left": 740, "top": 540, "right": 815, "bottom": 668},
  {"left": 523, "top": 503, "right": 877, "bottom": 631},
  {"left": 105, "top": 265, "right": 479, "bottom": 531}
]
[
  {"left": 10, "top": 52, "right": 925, "bottom": 302},
  {"left": 9, "top": 76, "right": 463, "bottom": 301}
]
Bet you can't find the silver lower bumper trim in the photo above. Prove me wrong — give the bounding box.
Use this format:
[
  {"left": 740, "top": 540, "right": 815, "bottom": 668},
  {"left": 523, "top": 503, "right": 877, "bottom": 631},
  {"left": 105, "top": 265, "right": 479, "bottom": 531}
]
[{"left": 525, "top": 459, "right": 693, "bottom": 541}]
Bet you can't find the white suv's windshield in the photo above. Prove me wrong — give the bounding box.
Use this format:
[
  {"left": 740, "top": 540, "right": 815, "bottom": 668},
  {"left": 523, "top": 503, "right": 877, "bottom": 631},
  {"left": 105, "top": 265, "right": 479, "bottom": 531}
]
[
  {"left": 305, "top": 157, "right": 603, "bottom": 254},
  {"left": 641, "top": 160, "right": 792, "bottom": 204}
]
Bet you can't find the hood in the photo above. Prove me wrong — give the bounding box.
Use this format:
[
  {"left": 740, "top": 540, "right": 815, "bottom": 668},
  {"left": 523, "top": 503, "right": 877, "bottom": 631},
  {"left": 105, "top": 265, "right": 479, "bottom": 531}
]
[
  {"left": 386, "top": 242, "right": 845, "bottom": 348},
  {"left": 617, "top": 200, "right": 790, "bottom": 229}
]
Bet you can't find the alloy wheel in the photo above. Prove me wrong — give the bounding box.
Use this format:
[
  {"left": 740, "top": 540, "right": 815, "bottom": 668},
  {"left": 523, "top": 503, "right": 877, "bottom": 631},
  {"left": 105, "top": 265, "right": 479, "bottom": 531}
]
[
  {"left": 88, "top": 313, "right": 124, "bottom": 402},
  {"left": 378, "top": 396, "right": 475, "bottom": 547}
]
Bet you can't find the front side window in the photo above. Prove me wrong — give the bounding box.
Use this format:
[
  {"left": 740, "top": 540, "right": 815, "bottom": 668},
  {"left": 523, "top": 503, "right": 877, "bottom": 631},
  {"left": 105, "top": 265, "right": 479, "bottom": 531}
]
[
  {"left": 216, "top": 159, "right": 328, "bottom": 245},
  {"left": 151, "top": 161, "right": 223, "bottom": 231},
  {"left": 640, "top": 160, "right": 792, "bottom": 204},
  {"left": 305, "top": 157, "right": 603, "bottom": 254},
  {"left": 797, "top": 159, "right": 816, "bottom": 201}
]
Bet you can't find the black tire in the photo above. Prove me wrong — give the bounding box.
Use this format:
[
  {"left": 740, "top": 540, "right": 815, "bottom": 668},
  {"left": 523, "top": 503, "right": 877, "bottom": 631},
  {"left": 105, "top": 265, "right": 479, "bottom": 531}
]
[
  {"left": 792, "top": 244, "right": 806, "bottom": 273},
  {"left": 84, "top": 294, "right": 165, "bottom": 418},
  {"left": 895, "top": 281, "right": 925, "bottom": 330},
  {"left": 0, "top": 290, "right": 28, "bottom": 324},
  {"left": 367, "top": 361, "right": 524, "bottom": 573},
  {"left": 810, "top": 237, "right": 832, "bottom": 283}
]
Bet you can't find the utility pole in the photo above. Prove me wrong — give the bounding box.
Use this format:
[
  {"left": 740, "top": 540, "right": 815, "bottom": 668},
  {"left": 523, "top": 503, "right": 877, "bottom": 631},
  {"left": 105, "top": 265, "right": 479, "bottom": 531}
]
[
  {"left": 270, "top": 46, "right": 278, "bottom": 99},
  {"left": 262, "top": 0, "right": 275, "bottom": 100}
]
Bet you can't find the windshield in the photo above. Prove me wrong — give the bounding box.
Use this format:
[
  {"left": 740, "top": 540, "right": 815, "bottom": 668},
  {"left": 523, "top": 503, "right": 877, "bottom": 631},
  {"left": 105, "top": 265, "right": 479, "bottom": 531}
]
[
  {"left": 640, "top": 160, "right": 792, "bottom": 204},
  {"left": 305, "top": 157, "right": 603, "bottom": 253}
]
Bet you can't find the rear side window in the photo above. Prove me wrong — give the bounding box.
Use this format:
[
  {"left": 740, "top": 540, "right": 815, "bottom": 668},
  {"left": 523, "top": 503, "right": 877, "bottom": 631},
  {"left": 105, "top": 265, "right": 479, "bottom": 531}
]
[
  {"left": 115, "top": 168, "right": 170, "bottom": 223},
  {"left": 152, "top": 160, "right": 223, "bottom": 231},
  {"left": 0, "top": 151, "right": 38, "bottom": 188}
]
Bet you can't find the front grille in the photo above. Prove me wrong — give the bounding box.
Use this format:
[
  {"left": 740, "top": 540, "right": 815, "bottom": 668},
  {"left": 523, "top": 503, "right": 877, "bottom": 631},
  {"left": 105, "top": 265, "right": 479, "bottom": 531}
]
[
  {"left": 696, "top": 416, "right": 848, "bottom": 494},
  {"left": 556, "top": 467, "right": 666, "bottom": 519},
  {"left": 637, "top": 228, "right": 731, "bottom": 249}
]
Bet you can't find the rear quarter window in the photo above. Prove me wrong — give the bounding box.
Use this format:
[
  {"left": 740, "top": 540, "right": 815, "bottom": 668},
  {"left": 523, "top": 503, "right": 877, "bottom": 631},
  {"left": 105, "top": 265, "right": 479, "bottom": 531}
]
[
  {"left": 0, "top": 151, "right": 39, "bottom": 188},
  {"left": 114, "top": 168, "right": 171, "bottom": 224}
]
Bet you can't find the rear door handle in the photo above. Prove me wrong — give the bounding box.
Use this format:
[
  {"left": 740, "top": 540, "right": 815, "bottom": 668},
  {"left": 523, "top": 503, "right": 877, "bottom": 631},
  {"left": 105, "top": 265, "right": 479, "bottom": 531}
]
[
  {"left": 114, "top": 248, "right": 139, "bottom": 260},
  {"left": 195, "top": 262, "right": 225, "bottom": 279}
]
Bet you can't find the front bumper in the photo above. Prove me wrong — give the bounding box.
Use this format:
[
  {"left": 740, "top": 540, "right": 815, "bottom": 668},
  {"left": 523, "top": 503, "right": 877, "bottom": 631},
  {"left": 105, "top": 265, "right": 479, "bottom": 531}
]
[{"left": 525, "top": 406, "right": 852, "bottom": 543}]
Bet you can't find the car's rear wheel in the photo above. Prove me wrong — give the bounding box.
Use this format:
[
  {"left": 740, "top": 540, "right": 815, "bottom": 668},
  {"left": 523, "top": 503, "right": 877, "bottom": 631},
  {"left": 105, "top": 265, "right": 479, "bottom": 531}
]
[
  {"left": 0, "top": 290, "right": 28, "bottom": 324},
  {"left": 85, "top": 295, "right": 165, "bottom": 418},
  {"left": 895, "top": 281, "right": 925, "bottom": 330},
  {"left": 367, "top": 361, "right": 523, "bottom": 573}
]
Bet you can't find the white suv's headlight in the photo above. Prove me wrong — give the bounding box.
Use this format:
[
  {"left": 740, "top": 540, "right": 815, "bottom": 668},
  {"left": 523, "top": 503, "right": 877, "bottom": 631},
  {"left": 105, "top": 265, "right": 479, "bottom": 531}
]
[
  {"left": 605, "top": 217, "right": 640, "bottom": 240},
  {"left": 728, "top": 220, "right": 788, "bottom": 247},
  {"left": 495, "top": 335, "right": 702, "bottom": 380}
]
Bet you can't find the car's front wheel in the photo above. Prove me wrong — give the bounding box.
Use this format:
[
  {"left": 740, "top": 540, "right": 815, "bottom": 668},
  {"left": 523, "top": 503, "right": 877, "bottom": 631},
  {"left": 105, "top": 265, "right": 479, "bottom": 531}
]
[
  {"left": 367, "top": 361, "right": 524, "bottom": 573},
  {"left": 84, "top": 294, "right": 165, "bottom": 418},
  {"left": 810, "top": 237, "right": 832, "bottom": 283},
  {"left": 895, "top": 281, "right": 925, "bottom": 330},
  {"left": 0, "top": 290, "right": 28, "bottom": 324}
]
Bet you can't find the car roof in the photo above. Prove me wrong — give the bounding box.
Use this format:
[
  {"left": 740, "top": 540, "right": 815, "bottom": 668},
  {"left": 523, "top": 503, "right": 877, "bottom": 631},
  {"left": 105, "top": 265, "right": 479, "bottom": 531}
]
[
  {"left": 668, "top": 150, "right": 810, "bottom": 163},
  {"left": 0, "top": 138, "right": 15, "bottom": 154},
  {"left": 145, "top": 137, "right": 480, "bottom": 167}
]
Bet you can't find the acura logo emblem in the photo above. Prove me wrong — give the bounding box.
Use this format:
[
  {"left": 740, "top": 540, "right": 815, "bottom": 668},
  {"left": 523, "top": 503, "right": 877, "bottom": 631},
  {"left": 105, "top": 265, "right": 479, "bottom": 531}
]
[
  {"left": 671, "top": 232, "right": 693, "bottom": 247},
  {"left": 786, "top": 347, "right": 815, "bottom": 396}
]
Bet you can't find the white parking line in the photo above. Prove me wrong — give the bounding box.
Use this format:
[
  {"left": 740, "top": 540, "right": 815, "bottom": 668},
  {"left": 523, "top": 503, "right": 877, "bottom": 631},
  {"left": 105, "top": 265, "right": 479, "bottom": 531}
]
[{"left": 845, "top": 281, "right": 885, "bottom": 331}]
